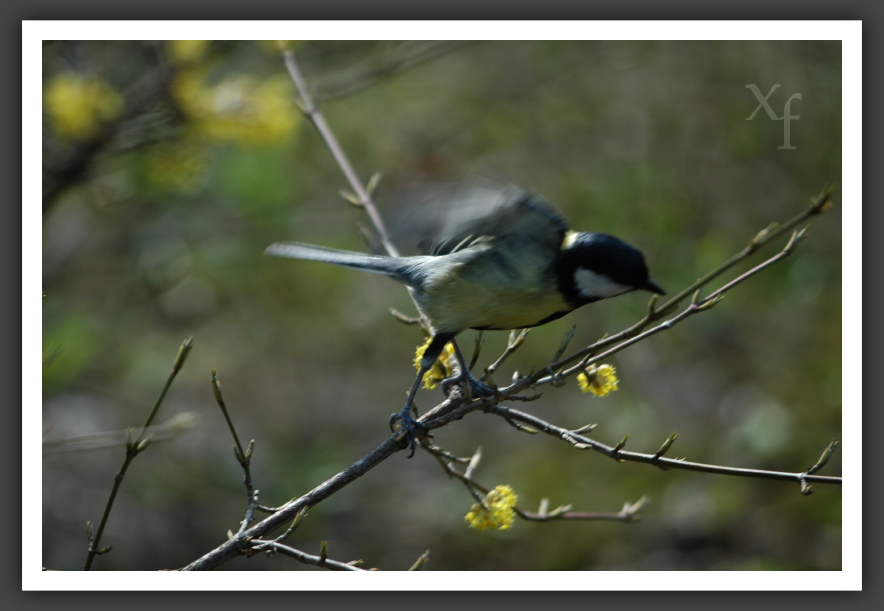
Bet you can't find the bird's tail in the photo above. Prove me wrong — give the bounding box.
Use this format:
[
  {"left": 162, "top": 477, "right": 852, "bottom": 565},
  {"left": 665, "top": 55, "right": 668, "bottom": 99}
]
[{"left": 265, "top": 242, "right": 417, "bottom": 284}]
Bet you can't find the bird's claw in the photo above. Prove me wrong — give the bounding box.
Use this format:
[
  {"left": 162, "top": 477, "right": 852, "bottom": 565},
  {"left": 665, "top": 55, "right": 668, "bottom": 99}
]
[
  {"left": 389, "top": 410, "right": 429, "bottom": 458},
  {"left": 442, "top": 371, "right": 496, "bottom": 400}
]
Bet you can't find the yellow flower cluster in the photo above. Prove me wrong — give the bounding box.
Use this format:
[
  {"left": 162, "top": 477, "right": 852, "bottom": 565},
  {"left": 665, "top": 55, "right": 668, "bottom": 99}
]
[
  {"left": 414, "top": 337, "right": 456, "bottom": 390},
  {"left": 171, "top": 71, "right": 300, "bottom": 147},
  {"left": 577, "top": 363, "right": 619, "bottom": 397},
  {"left": 43, "top": 72, "right": 123, "bottom": 140},
  {"left": 166, "top": 41, "right": 300, "bottom": 148},
  {"left": 465, "top": 485, "right": 517, "bottom": 532},
  {"left": 166, "top": 40, "right": 212, "bottom": 65}
]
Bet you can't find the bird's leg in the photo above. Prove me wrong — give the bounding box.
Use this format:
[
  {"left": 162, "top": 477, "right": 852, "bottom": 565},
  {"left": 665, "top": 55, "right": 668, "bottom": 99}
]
[
  {"left": 443, "top": 338, "right": 496, "bottom": 400},
  {"left": 389, "top": 333, "right": 451, "bottom": 456},
  {"left": 389, "top": 374, "right": 427, "bottom": 457}
]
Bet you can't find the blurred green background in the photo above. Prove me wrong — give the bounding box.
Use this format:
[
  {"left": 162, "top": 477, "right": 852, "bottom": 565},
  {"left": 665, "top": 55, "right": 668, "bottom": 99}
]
[{"left": 41, "top": 40, "right": 842, "bottom": 571}]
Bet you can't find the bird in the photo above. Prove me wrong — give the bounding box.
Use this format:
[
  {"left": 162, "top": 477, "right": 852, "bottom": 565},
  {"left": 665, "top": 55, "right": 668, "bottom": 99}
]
[{"left": 265, "top": 183, "right": 665, "bottom": 453}]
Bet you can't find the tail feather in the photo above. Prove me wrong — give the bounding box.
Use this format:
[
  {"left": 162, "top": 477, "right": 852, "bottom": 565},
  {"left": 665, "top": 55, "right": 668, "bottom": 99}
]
[{"left": 265, "top": 242, "right": 416, "bottom": 283}]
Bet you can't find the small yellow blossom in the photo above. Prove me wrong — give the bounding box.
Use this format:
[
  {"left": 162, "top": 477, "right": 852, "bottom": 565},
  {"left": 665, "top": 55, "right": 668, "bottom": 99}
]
[
  {"left": 44, "top": 72, "right": 123, "bottom": 140},
  {"left": 465, "top": 485, "right": 517, "bottom": 532},
  {"left": 577, "top": 363, "right": 619, "bottom": 397},
  {"left": 257, "top": 40, "right": 303, "bottom": 54},
  {"left": 414, "top": 338, "right": 455, "bottom": 389},
  {"left": 171, "top": 70, "right": 300, "bottom": 147},
  {"left": 167, "top": 40, "right": 211, "bottom": 65}
]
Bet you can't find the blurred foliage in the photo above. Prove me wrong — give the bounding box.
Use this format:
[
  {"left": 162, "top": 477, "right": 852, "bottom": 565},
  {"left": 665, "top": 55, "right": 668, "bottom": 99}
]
[{"left": 41, "top": 40, "right": 841, "bottom": 571}]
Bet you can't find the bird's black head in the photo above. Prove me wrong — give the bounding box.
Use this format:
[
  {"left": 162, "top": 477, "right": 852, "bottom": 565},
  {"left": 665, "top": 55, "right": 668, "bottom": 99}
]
[{"left": 558, "top": 232, "right": 665, "bottom": 306}]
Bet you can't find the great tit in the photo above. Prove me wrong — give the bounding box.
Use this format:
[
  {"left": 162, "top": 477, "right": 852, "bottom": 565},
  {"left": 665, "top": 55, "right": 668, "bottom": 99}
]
[{"left": 266, "top": 184, "right": 664, "bottom": 451}]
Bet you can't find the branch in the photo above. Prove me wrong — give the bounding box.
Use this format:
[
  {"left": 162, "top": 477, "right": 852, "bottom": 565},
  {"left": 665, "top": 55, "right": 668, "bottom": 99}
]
[
  {"left": 547, "top": 188, "right": 834, "bottom": 373},
  {"left": 520, "top": 497, "right": 650, "bottom": 523},
  {"left": 42, "top": 412, "right": 198, "bottom": 454},
  {"left": 179, "top": 434, "right": 405, "bottom": 570},
  {"left": 484, "top": 404, "right": 840, "bottom": 490},
  {"left": 84, "top": 337, "right": 193, "bottom": 570},
  {"left": 534, "top": 227, "right": 809, "bottom": 384},
  {"left": 409, "top": 225, "right": 841, "bottom": 492},
  {"left": 427, "top": 444, "right": 649, "bottom": 524},
  {"left": 281, "top": 49, "right": 399, "bottom": 257},
  {"left": 483, "top": 329, "right": 530, "bottom": 382},
  {"left": 211, "top": 370, "right": 276, "bottom": 514},
  {"left": 313, "top": 41, "right": 469, "bottom": 103},
  {"left": 248, "top": 540, "right": 370, "bottom": 571},
  {"left": 241, "top": 507, "right": 424, "bottom": 570},
  {"left": 417, "top": 227, "right": 819, "bottom": 430}
]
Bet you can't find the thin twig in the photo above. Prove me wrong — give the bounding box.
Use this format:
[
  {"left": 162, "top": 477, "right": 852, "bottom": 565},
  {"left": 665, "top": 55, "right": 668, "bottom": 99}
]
[
  {"left": 520, "top": 495, "right": 649, "bottom": 523},
  {"left": 282, "top": 50, "right": 399, "bottom": 257},
  {"left": 532, "top": 228, "right": 809, "bottom": 385},
  {"left": 249, "top": 540, "right": 369, "bottom": 571},
  {"left": 552, "top": 188, "right": 834, "bottom": 372},
  {"left": 42, "top": 412, "right": 198, "bottom": 454},
  {"left": 408, "top": 550, "right": 431, "bottom": 571},
  {"left": 483, "top": 329, "right": 530, "bottom": 380},
  {"left": 314, "top": 41, "right": 469, "bottom": 103},
  {"left": 180, "top": 434, "right": 404, "bottom": 570},
  {"left": 211, "top": 369, "right": 267, "bottom": 513},
  {"left": 656, "top": 189, "right": 832, "bottom": 318},
  {"left": 84, "top": 337, "right": 193, "bottom": 570},
  {"left": 235, "top": 489, "right": 260, "bottom": 537},
  {"left": 485, "top": 404, "right": 841, "bottom": 487},
  {"left": 413, "top": 233, "right": 842, "bottom": 490},
  {"left": 426, "top": 443, "right": 647, "bottom": 523}
]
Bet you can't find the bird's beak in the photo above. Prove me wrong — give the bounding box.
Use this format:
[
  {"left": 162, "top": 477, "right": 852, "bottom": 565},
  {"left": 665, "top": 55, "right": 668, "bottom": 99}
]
[{"left": 642, "top": 279, "right": 666, "bottom": 295}]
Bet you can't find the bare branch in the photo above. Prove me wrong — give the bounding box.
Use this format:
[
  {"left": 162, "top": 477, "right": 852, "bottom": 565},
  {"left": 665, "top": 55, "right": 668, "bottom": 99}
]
[
  {"left": 314, "top": 41, "right": 469, "bottom": 103},
  {"left": 281, "top": 50, "right": 399, "bottom": 257},
  {"left": 180, "top": 434, "right": 405, "bottom": 570},
  {"left": 484, "top": 404, "right": 841, "bottom": 487},
  {"left": 84, "top": 337, "right": 193, "bottom": 571},
  {"left": 249, "top": 540, "right": 370, "bottom": 571},
  {"left": 426, "top": 443, "right": 651, "bottom": 525}
]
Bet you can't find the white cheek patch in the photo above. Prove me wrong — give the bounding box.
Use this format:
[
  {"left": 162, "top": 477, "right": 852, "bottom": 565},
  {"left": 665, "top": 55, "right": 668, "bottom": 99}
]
[{"left": 574, "top": 268, "right": 633, "bottom": 300}]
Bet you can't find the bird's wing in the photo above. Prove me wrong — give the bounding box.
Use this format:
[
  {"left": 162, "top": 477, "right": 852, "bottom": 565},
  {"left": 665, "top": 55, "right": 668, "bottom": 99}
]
[{"left": 421, "top": 183, "right": 570, "bottom": 257}]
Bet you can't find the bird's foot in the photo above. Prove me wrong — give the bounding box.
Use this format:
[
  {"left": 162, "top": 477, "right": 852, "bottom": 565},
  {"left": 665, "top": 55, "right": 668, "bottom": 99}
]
[
  {"left": 442, "top": 370, "right": 497, "bottom": 401},
  {"left": 389, "top": 407, "right": 429, "bottom": 458}
]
